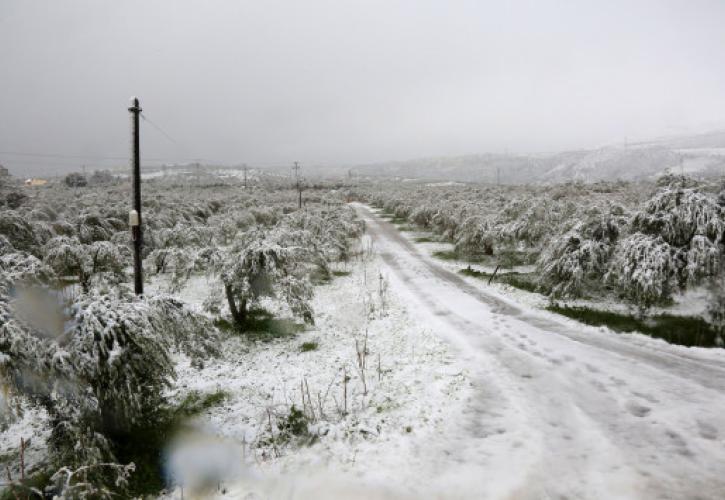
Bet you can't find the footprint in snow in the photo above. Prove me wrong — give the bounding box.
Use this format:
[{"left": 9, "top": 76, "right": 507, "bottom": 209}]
[
  {"left": 625, "top": 400, "right": 652, "bottom": 418},
  {"left": 664, "top": 429, "right": 693, "bottom": 457},
  {"left": 696, "top": 421, "right": 718, "bottom": 441},
  {"left": 631, "top": 391, "right": 659, "bottom": 404}
]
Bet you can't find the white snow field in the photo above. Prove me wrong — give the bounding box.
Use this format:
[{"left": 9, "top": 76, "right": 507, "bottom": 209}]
[
  {"left": 159, "top": 237, "right": 473, "bottom": 499},
  {"left": 172, "top": 204, "right": 725, "bottom": 500}
]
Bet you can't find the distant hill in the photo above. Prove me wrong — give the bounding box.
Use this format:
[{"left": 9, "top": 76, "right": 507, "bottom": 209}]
[{"left": 349, "top": 131, "right": 725, "bottom": 184}]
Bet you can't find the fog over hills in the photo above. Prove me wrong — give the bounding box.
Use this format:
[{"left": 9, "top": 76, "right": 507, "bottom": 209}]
[
  {"left": 346, "top": 130, "right": 725, "bottom": 184},
  {"left": 4, "top": 130, "right": 725, "bottom": 185}
]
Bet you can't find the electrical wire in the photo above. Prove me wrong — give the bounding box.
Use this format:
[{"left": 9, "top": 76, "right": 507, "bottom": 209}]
[{"left": 140, "top": 113, "right": 179, "bottom": 146}]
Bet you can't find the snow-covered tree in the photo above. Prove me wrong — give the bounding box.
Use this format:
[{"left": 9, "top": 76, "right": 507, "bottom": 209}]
[
  {"left": 218, "top": 230, "right": 314, "bottom": 330},
  {"left": 454, "top": 215, "right": 495, "bottom": 259},
  {"left": 1, "top": 251, "right": 56, "bottom": 284},
  {"left": 539, "top": 213, "right": 623, "bottom": 297},
  {"left": 607, "top": 233, "right": 676, "bottom": 309},
  {"left": 43, "top": 237, "right": 125, "bottom": 292},
  {"left": 0, "top": 210, "right": 40, "bottom": 253},
  {"left": 0, "top": 284, "right": 218, "bottom": 488},
  {"left": 607, "top": 184, "right": 725, "bottom": 307},
  {"left": 76, "top": 212, "right": 115, "bottom": 244}
]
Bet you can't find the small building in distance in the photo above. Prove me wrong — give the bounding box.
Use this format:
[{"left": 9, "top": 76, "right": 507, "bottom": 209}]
[{"left": 24, "top": 178, "right": 49, "bottom": 187}]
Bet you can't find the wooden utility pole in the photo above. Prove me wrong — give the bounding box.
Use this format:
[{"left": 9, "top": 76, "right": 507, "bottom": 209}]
[
  {"left": 293, "top": 161, "right": 302, "bottom": 209},
  {"left": 243, "top": 163, "right": 248, "bottom": 189},
  {"left": 128, "top": 97, "right": 144, "bottom": 295}
]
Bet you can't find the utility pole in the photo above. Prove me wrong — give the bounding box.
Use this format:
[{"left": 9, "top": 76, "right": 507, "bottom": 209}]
[
  {"left": 293, "top": 161, "right": 301, "bottom": 209},
  {"left": 243, "top": 163, "right": 248, "bottom": 189},
  {"left": 128, "top": 97, "right": 144, "bottom": 295},
  {"left": 496, "top": 166, "right": 500, "bottom": 186}
]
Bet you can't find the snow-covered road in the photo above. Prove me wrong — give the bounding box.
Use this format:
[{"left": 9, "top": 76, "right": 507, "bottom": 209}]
[{"left": 354, "top": 203, "right": 725, "bottom": 500}]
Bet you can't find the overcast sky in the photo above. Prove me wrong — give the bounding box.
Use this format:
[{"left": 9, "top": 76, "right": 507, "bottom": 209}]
[{"left": 2, "top": 0, "right": 725, "bottom": 175}]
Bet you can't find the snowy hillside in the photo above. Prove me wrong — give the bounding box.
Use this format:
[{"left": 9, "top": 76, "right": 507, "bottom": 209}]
[{"left": 349, "top": 131, "right": 725, "bottom": 184}]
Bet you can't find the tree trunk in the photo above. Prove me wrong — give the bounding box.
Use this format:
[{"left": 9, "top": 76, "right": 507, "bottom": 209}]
[{"left": 225, "top": 285, "right": 248, "bottom": 330}]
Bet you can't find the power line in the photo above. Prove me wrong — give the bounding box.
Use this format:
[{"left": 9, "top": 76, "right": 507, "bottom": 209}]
[
  {"left": 140, "top": 112, "right": 179, "bottom": 145},
  {"left": 0, "top": 150, "right": 225, "bottom": 165},
  {"left": 0, "top": 151, "right": 128, "bottom": 161}
]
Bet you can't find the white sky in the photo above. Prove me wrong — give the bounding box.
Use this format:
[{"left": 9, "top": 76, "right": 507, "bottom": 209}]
[{"left": 2, "top": 0, "right": 725, "bottom": 175}]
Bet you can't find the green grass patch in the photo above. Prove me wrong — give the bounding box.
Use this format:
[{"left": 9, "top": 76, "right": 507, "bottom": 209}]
[
  {"left": 310, "top": 266, "right": 333, "bottom": 284},
  {"left": 300, "top": 341, "right": 319, "bottom": 352},
  {"left": 213, "top": 316, "right": 236, "bottom": 333},
  {"left": 547, "top": 305, "right": 722, "bottom": 348},
  {"left": 496, "top": 249, "right": 535, "bottom": 267},
  {"left": 388, "top": 216, "right": 408, "bottom": 224},
  {"left": 459, "top": 267, "right": 539, "bottom": 293},
  {"left": 219, "top": 308, "right": 306, "bottom": 340},
  {"left": 413, "top": 236, "right": 437, "bottom": 243},
  {"left": 311, "top": 268, "right": 350, "bottom": 284},
  {"left": 433, "top": 249, "right": 494, "bottom": 264},
  {"left": 261, "top": 405, "right": 317, "bottom": 447},
  {"left": 433, "top": 250, "right": 459, "bottom": 261}
]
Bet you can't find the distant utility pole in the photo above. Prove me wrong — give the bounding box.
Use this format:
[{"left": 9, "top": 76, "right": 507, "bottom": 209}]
[
  {"left": 293, "top": 161, "right": 302, "bottom": 209},
  {"left": 243, "top": 163, "right": 248, "bottom": 189},
  {"left": 128, "top": 97, "right": 144, "bottom": 295},
  {"left": 496, "top": 166, "right": 501, "bottom": 186}
]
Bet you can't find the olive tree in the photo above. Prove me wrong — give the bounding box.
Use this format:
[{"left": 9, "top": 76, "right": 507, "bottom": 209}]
[{"left": 219, "top": 230, "right": 313, "bottom": 330}]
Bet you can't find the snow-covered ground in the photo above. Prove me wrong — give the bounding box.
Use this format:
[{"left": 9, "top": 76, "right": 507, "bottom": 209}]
[
  {"left": 158, "top": 246, "right": 473, "bottom": 498},
  {"left": 4, "top": 204, "right": 725, "bottom": 499},
  {"left": 350, "top": 203, "right": 725, "bottom": 499}
]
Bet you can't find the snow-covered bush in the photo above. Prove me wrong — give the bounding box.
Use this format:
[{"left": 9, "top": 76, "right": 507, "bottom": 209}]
[
  {"left": 43, "top": 237, "right": 126, "bottom": 291},
  {"left": 0, "top": 285, "right": 219, "bottom": 489},
  {"left": 539, "top": 213, "right": 622, "bottom": 297},
  {"left": 0, "top": 234, "right": 14, "bottom": 255},
  {"left": 77, "top": 212, "right": 115, "bottom": 244},
  {"left": 1, "top": 251, "right": 56, "bottom": 284},
  {"left": 607, "top": 233, "right": 676, "bottom": 309},
  {"left": 218, "top": 230, "right": 314, "bottom": 329},
  {"left": 454, "top": 215, "right": 495, "bottom": 259},
  {"left": 632, "top": 187, "right": 724, "bottom": 249},
  {"left": 604, "top": 184, "right": 725, "bottom": 307},
  {"left": 0, "top": 210, "right": 40, "bottom": 253}
]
